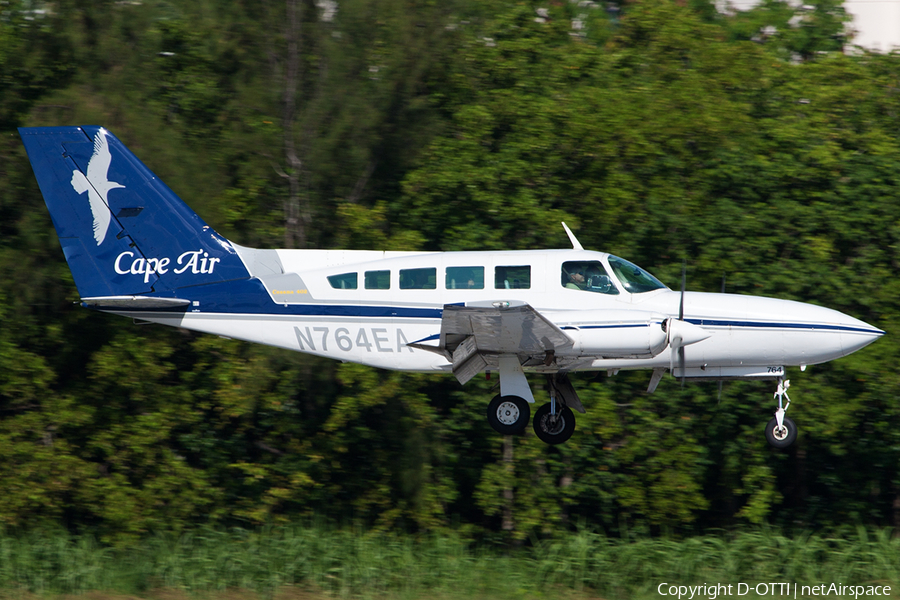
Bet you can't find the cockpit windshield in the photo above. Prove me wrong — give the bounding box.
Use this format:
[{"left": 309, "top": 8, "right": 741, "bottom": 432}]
[{"left": 607, "top": 256, "right": 667, "bottom": 294}]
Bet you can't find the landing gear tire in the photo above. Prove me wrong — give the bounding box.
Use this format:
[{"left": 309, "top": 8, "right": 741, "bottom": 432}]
[
  {"left": 533, "top": 403, "right": 576, "bottom": 445},
  {"left": 765, "top": 416, "right": 797, "bottom": 449},
  {"left": 487, "top": 395, "right": 530, "bottom": 435}
]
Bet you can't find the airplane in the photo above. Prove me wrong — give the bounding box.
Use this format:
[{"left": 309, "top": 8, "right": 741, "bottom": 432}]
[{"left": 19, "top": 126, "right": 885, "bottom": 448}]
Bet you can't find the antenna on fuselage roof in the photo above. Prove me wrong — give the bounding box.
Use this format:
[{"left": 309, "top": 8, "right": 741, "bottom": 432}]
[{"left": 561, "top": 222, "right": 583, "bottom": 251}]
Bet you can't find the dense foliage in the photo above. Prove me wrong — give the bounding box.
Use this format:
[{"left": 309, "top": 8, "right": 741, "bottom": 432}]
[{"left": 1, "top": 0, "right": 898, "bottom": 544}]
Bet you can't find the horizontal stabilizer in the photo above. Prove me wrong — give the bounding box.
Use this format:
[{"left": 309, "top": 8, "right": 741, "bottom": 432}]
[{"left": 81, "top": 295, "right": 191, "bottom": 309}]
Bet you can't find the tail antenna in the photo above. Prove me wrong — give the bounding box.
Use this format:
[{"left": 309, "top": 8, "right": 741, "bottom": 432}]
[{"left": 561, "top": 222, "right": 584, "bottom": 251}]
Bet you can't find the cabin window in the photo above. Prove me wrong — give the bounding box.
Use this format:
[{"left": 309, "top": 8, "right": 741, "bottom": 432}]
[
  {"left": 364, "top": 270, "right": 391, "bottom": 290},
  {"left": 400, "top": 267, "right": 436, "bottom": 290},
  {"left": 561, "top": 261, "right": 619, "bottom": 295},
  {"left": 607, "top": 256, "right": 666, "bottom": 294},
  {"left": 446, "top": 266, "right": 484, "bottom": 289},
  {"left": 327, "top": 272, "right": 358, "bottom": 290},
  {"left": 494, "top": 265, "right": 530, "bottom": 289}
]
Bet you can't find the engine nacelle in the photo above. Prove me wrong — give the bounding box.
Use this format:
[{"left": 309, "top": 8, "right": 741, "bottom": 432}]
[{"left": 555, "top": 310, "right": 669, "bottom": 358}]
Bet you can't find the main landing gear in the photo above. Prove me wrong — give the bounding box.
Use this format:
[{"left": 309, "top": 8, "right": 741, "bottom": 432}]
[
  {"left": 533, "top": 401, "right": 576, "bottom": 444},
  {"left": 487, "top": 394, "right": 577, "bottom": 444},
  {"left": 486, "top": 374, "right": 579, "bottom": 444},
  {"left": 487, "top": 395, "right": 530, "bottom": 435},
  {"left": 764, "top": 378, "right": 797, "bottom": 448}
]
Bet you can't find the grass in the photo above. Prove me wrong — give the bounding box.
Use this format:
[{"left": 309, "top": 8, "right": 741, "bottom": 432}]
[{"left": 0, "top": 526, "right": 897, "bottom": 599}]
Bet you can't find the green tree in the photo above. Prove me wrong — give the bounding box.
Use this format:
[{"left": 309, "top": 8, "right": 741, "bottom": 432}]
[{"left": 2, "top": 0, "right": 900, "bottom": 541}]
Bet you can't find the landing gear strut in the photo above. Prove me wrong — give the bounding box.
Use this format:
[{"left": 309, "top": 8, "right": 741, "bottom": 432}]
[
  {"left": 765, "top": 378, "right": 797, "bottom": 448},
  {"left": 533, "top": 400, "right": 576, "bottom": 444},
  {"left": 531, "top": 373, "right": 580, "bottom": 444}
]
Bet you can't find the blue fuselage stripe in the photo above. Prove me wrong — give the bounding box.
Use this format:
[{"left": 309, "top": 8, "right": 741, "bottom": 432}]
[
  {"left": 262, "top": 304, "right": 443, "bottom": 318},
  {"left": 411, "top": 333, "right": 441, "bottom": 344},
  {"left": 562, "top": 324, "right": 650, "bottom": 330},
  {"left": 133, "top": 304, "right": 884, "bottom": 336},
  {"left": 127, "top": 279, "right": 885, "bottom": 337},
  {"left": 684, "top": 318, "right": 883, "bottom": 335}
]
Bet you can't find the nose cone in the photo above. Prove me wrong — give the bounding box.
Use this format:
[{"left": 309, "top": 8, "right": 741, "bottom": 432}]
[
  {"left": 838, "top": 313, "right": 884, "bottom": 356},
  {"left": 670, "top": 292, "right": 884, "bottom": 366},
  {"left": 789, "top": 300, "right": 884, "bottom": 358},
  {"left": 753, "top": 298, "right": 884, "bottom": 363}
]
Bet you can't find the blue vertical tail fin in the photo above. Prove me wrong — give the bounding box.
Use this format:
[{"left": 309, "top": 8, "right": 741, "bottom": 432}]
[{"left": 19, "top": 126, "right": 250, "bottom": 299}]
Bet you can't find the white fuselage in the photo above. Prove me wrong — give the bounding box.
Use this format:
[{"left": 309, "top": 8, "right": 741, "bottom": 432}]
[{"left": 112, "top": 248, "right": 883, "bottom": 378}]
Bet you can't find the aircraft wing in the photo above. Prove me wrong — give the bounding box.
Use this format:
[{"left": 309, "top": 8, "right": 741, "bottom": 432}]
[
  {"left": 409, "top": 301, "right": 574, "bottom": 384},
  {"left": 440, "top": 302, "right": 573, "bottom": 354}
]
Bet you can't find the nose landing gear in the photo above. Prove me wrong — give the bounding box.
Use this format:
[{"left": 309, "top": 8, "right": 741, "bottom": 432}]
[{"left": 765, "top": 378, "right": 797, "bottom": 448}]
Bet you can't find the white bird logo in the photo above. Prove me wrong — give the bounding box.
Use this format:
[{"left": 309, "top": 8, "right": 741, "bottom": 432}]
[{"left": 70, "top": 128, "right": 124, "bottom": 245}]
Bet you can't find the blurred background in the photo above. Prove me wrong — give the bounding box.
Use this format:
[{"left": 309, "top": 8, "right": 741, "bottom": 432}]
[{"left": 1, "top": 0, "right": 899, "bottom": 572}]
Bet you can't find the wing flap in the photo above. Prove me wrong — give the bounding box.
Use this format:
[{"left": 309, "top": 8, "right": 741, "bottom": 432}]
[{"left": 451, "top": 336, "right": 488, "bottom": 385}]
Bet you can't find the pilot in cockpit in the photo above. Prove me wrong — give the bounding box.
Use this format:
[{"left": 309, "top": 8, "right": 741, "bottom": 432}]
[
  {"left": 563, "top": 261, "right": 618, "bottom": 294},
  {"left": 565, "top": 268, "right": 586, "bottom": 290}
]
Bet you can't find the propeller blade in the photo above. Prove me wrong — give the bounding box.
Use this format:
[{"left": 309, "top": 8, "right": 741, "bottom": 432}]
[{"left": 669, "top": 261, "right": 692, "bottom": 385}]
